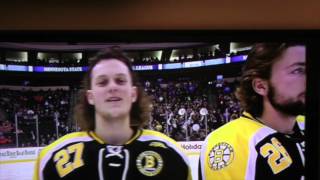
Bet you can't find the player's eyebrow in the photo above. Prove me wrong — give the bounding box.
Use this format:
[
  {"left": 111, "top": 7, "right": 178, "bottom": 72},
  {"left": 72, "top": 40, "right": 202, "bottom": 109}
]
[
  {"left": 114, "top": 73, "right": 127, "bottom": 77},
  {"left": 95, "top": 73, "right": 127, "bottom": 79},
  {"left": 286, "top": 62, "right": 305, "bottom": 69}
]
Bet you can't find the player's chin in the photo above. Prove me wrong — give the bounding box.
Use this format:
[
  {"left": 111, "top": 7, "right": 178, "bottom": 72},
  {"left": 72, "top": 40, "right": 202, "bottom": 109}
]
[
  {"left": 298, "top": 96, "right": 305, "bottom": 104},
  {"left": 298, "top": 92, "right": 305, "bottom": 99},
  {"left": 108, "top": 109, "right": 129, "bottom": 118}
]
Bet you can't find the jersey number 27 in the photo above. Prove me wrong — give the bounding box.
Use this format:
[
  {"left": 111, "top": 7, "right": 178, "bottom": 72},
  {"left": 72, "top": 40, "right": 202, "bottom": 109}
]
[{"left": 53, "top": 143, "right": 85, "bottom": 177}]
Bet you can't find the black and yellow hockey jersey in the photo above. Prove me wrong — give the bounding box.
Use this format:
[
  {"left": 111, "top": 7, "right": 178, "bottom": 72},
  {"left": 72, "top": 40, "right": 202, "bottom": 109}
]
[
  {"left": 199, "top": 112, "right": 304, "bottom": 180},
  {"left": 34, "top": 129, "right": 192, "bottom": 180}
]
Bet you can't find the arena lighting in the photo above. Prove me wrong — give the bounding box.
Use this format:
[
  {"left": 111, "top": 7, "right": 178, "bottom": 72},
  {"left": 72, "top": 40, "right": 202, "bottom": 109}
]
[
  {"left": 0, "top": 55, "right": 247, "bottom": 72},
  {"left": 7, "top": 65, "right": 30, "bottom": 72},
  {"left": 231, "top": 55, "right": 247, "bottom": 62}
]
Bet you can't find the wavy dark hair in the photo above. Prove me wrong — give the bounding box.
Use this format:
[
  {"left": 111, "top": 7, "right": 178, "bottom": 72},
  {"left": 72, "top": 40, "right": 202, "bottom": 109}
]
[
  {"left": 73, "top": 47, "right": 151, "bottom": 131},
  {"left": 236, "top": 43, "right": 305, "bottom": 117}
]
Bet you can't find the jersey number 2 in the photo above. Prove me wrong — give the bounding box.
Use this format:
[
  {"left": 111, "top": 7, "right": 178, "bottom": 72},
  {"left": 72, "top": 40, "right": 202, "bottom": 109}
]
[
  {"left": 260, "top": 137, "right": 292, "bottom": 174},
  {"left": 54, "top": 143, "right": 85, "bottom": 177}
]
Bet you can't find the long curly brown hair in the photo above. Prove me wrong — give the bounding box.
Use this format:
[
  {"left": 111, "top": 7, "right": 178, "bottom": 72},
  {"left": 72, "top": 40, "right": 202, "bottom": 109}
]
[{"left": 73, "top": 47, "right": 151, "bottom": 131}]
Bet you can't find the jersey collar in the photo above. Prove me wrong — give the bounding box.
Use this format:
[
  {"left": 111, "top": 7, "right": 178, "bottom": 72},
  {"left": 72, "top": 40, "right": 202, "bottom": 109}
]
[
  {"left": 88, "top": 129, "right": 142, "bottom": 145},
  {"left": 241, "top": 111, "right": 305, "bottom": 135}
]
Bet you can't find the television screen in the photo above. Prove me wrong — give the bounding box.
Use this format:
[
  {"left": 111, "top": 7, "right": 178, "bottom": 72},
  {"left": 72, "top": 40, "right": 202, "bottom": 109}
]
[{"left": 0, "top": 31, "right": 318, "bottom": 180}]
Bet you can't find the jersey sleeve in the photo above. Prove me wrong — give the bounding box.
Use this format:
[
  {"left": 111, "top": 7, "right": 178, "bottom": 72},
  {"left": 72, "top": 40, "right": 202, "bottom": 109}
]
[
  {"left": 33, "top": 144, "right": 61, "bottom": 180},
  {"left": 33, "top": 132, "right": 91, "bottom": 180},
  {"left": 199, "top": 118, "right": 264, "bottom": 180}
]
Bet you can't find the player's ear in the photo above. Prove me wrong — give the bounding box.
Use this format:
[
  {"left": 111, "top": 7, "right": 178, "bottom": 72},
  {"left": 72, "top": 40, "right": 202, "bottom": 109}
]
[
  {"left": 131, "top": 86, "right": 138, "bottom": 103},
  {"left": 86, "top": 90, "right": 94, "bottom": 105},
  {"left": 252, "top": 78, "right": 268, "bottom": 96}
]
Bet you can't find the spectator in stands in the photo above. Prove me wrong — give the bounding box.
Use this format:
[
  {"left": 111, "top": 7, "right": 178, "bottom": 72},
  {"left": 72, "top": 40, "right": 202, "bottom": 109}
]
[
  {"left": 1, "top": 75, "right": 243, "bottom": 144},
  {"left": 0, "top": 87, "right": 72, "bottom": 147}
]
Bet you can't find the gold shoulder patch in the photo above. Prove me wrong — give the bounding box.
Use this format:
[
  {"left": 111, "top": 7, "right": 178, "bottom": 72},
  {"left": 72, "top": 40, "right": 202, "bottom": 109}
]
[
  {"left": 136, "top": 151, "right": 163, "bottom": 176},
  {"left": 208, "top": 142, "right": 234, "bottom": 170}
]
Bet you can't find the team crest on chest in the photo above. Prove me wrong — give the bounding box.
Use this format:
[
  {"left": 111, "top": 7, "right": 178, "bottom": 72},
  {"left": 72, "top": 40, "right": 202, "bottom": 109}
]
[
  {"left": 136, "top": 151, "right": 163, "bottom": 176},
  {"left": 208, "top": 142, "right": 234, "bottom": 170}
]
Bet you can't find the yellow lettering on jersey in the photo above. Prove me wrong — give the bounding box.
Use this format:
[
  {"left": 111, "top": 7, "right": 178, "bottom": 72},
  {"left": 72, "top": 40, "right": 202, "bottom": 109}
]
[
  {"left": 260, "top": 137, "right": 292, "bottom": 174},
  {"left": 68, "top": 143, "right": 85, "bottom": 169},
  {"left": 54, "top": 149, "right": 73, "bottom": 177},
  {"left": 145, "top": 155, "right": 155, "bottom": 169},
  {"left": 53, "top": 143, "right": 84, "bottom": 177},
  {"left": 214, "top": 149, "right": 223, "bottom": 163}
]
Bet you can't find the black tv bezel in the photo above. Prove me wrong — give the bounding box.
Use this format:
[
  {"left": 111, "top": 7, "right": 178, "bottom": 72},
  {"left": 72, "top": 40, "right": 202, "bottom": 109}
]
[{"left": 0, "top": 30, "right": 319, "bottom": 179}]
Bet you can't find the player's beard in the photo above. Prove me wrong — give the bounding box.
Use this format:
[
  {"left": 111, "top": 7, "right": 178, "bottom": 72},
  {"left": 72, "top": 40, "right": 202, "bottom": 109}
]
[{"left": 267, "top": 83, "right": 305, "bottom": 116}]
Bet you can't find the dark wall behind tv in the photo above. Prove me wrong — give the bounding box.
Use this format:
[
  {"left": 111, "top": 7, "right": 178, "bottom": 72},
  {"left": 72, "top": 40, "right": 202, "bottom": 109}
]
[{"left": 0, "top": 0, "right": 319, "bottom": 30}]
